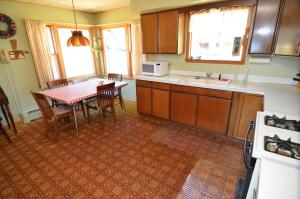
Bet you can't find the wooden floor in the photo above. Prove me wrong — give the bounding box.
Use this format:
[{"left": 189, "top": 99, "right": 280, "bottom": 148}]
[{"left": 0, "top": 102, "right": 246, "bottom": 199}]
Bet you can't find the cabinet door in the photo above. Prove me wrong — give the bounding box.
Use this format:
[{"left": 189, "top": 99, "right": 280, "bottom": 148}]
[
  {"left": 152, "top": 89, "right": 169, "bottom": 119},
  {"left": 158, "top": 10, "right": 178, "bottom": 53},
  {"left": 171, "top": 92, "right": 197, "bottom": 126},
  {"left": 197, "top": 96, "right": 231, "bottom": 134},
  {"left": 136, "top": 86, "right": 152, "bottom": 114},
  {"left": 275, "top": 0, "right": 300, "bottom": 56},
  {"left": 234, "top": 94, "right": 264, "bottom": 139},
  {"left": 141, "top": 13, "right": 158, "bottom": 53},
  {"left": 249, "top": 0, "right": 282, "bottom": 54}
]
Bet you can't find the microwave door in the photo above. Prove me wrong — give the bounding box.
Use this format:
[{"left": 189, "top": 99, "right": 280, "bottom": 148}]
[{"left": 142, "top": 64, "right": 155, "bottom": 75}]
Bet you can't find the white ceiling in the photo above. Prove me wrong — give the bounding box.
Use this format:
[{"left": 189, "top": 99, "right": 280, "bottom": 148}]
[{"left": 10, "top": 0, "right": 130, "bottom": 13}]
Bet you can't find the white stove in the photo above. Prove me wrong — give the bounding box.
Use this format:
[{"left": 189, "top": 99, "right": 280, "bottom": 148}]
[
  {"left": 253, "top": 111, "right": 300, "bottom": 169},
  {"left": 247, "top": 111, "right": 300, "bottom": 199}
]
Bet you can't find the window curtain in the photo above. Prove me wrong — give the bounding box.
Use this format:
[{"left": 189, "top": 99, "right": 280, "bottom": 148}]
[
  {"left": 130, "top": 23, "right": 145, "bottom": 76},
  {"left": 24, "top": 19, "right": 54, "bottom": 89}
]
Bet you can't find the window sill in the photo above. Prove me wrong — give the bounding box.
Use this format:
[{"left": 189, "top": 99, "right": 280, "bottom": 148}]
[{"left": 185, "top": 59, "right": 246, "bottom": 65}]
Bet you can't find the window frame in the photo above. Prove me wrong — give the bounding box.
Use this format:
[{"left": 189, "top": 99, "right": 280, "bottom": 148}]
[
  {"left": 185, "top": 7, "right": 252, "bottom": 65},
  {"left": 99, "top": 24, "right": 133, "bottom": 78},
  {"left": 46, "top": 24, "right": 97, "bottom": 80}
]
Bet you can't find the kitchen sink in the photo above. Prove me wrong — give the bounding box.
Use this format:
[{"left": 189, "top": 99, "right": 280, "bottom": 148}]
[{"left": 180, "top": 76, "right": 231, "bottom": 86}]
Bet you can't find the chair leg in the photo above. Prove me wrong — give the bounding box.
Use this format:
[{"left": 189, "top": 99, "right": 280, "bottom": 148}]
[
  {"left": 53, "top": 120, "right": 59, "bottom": 142},
  {"left": 111, "top": 106, "right": 116, "bottom": 121},
  {"left": 118, "top": 89, "right": 126, "bottom": 111},
  {"left": 1, "top": 105, "right": 11, "bottom": 129},
  {"left": 80, "top": 101, "right": 86, "bottom": 120},
  {"left": 5, "top": 105, "right": 17, "bottom": 134},
  {"left": 0, "top": 123, "right": 11, "bottom": 143},
  {"left": 86, "top": 105, "right": 90, "bottom": 123},
  {"left": 44, "top": 119, "right": 49, "bottom": 137}
]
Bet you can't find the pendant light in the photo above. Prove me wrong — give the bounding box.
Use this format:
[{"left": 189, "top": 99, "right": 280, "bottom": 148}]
[{"left": 67, "top": 0, "right": 90, "bottom": 47}]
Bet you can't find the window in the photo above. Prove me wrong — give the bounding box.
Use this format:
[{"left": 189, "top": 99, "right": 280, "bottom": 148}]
[
  {"left": 46, "top": 25, "right": 96, "bottom": 79},
  {"left": 187, "top": 7, "right": 250, "bottom": 64},
  {"left": 100, "top": 25, "right": 132, "bottom": 77}
]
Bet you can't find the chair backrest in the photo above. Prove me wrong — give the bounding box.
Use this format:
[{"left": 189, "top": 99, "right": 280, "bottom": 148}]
[
  {"left": 0, "top": 86, "right": 9, "bottom": 105},
  {"left": 108, "top": 73, "right": 122, "bottom": 81},
  {"left": 31, "top": 92, "right": 54, "bottom": 119},
  {"left": 47, "top": 79, "right": 68, "bottom": 89},
  {"left": 96, "top": 82, "right": 115, "bottom": 109}
]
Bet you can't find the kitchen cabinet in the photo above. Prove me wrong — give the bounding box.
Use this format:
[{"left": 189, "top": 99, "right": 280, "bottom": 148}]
[
  {"left": 136, "top": 85, "right": 152, "bottom": 115},
  {"left": 171, "top": 92, "right": 197, "bottom": 126},
  {"left": 141, "top": 13, "right": 158, "bottom": 54},
  {"left": 274, "top": 0, "right": 300, "bottom": 56},
  {"left": 152, "top": 82, "right": 170, "bottom": 119},
  {"left": 197, "top": 96, "right": 231, "bottom": 134},
  {"left": 141, "top": 10, "right": 185, "bottom": 54},
  {"left": 233, "top": 94, "right": 264, "bottom": 139},
  {"left": 249, "top": 0, "right": 282, "bottom": 54}
]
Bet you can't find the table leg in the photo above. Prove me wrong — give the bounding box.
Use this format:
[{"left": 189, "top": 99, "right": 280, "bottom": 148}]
[{"left": 73, "top": 104, "right": 79, "bottom": 135}]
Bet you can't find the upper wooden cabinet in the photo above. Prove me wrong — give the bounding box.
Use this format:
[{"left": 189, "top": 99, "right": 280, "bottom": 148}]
[
  {"left": 141, "top": 13, "right": 158, "bottom": 54},
  {"left": 249, "top": 0, "right": 282, "bottom": 54},
  {"left": 274, "top": 0, "right": 300, "bottom": 56},
  {"left": 141, "top": 10, "right": 185, "bottom": 54}
]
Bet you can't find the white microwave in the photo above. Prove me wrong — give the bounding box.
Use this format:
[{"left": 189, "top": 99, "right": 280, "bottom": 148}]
[{"left": 141, "top": 61, "right": 169, "bottom": 76}]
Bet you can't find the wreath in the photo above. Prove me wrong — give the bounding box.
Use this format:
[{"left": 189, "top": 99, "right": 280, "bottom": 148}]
[{"left": 0, "top": 13, "right": 16, "bottom": 39}]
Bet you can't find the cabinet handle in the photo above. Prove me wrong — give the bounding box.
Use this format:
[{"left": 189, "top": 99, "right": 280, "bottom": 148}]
[{"left": 296, "top": 42, "right": 300, "bottom": 56}]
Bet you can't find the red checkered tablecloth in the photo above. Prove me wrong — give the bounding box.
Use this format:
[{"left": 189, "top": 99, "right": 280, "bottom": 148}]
[{"left": 40, "top": 79, "right": 128, "bottom": 105}]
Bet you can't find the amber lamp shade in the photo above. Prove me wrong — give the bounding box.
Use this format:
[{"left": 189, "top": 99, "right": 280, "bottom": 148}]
[{"left": 67, "top": 30, "right": 90, "bottom": 47}]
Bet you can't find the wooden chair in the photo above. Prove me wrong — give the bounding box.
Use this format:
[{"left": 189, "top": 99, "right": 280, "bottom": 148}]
[
  {"left": 86, "top": 82, "right": 116, "bottom": 123},
  {"left": 0, "top": 117, "right": 11, "bottom": 143},
  {"left": 0, "top": 86, "right": 17, "bottom": 134},
  {"left": 47, "top": 79, "right": 86, "bottom": 119},
  {"left": 108, "top": 73, "right": 125, "bottom": 110},
  {"left": 31, "top": 92, "right": 74, "bottom": 141}
]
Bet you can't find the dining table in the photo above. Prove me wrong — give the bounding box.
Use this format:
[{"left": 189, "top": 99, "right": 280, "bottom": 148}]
[{"left": 40, "top": 78, "right": 128, "bottom": 135}]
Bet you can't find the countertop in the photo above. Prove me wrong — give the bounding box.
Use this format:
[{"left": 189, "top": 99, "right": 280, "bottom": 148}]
[{"left": 135, "top": 74, "right": 300, "bottom": 116}]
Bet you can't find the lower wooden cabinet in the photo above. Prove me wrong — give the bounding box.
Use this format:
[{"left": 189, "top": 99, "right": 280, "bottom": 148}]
[
  {"left": 197, "top": 96, "right": 231, "bottom": 134},
  {"left": 233, "top": 94, "right": 264, "bottom": 139},
  {"left": 136, "top": 86, "right": 152, "bottom": 115},
  {"left": 136, "top": 80, "right": 264, "bottom": 139},
  {"left": 171, "top": 92, "right": 197, "bottom": 126},
  {"left": 152, "top": 88, "right": 169, "bottom": 119}
]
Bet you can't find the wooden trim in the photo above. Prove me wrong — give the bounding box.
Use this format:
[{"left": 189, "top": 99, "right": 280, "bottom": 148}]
[
  {"left": 99, "top": 24, "right": 133, "bottom": 78},
  {"left": 180, "top": 0, "right": 256, "bottom": 13},
  {"left": 47, "top": 24, "right": 97, "bottom": 80},
  {"left": 185, "top": 7, "right": 252, "bottom": 65}
]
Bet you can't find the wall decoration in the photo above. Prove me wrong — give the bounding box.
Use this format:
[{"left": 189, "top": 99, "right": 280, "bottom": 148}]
[
  {"left": 0, "top": 13, "right": 16, "bottom": 39},
  {"left": 8, "top": 39, "right": 26, "bottom": 60},
  {"left": 0, "top": 49, "right": 9, "bottom": 63}
]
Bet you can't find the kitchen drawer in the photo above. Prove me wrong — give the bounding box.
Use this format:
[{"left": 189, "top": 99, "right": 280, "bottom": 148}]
[
  {"left": 136, "top": 80, "right": 152, "bottom": 87},
  {"left": 152, "top": 82, "right": 170, "bottom": 90},
  {"left": 171, "top": 84, "right": 196, "bottom": 94},
  {"left": 195, "top": 87, "right": 232, "bottom": 99},
  {"left": 171, "top": 84, "right": 232, "bottom": 99}
]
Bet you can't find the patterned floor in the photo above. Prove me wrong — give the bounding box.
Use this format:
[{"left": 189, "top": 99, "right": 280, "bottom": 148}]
[{"left": 0, "top": 102, "right": 246, "bottom": 199}]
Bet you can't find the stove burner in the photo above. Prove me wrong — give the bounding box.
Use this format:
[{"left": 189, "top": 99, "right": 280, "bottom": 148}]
[
  {"left": 264, "top": 115, "right": 300, "bottom": 132},
  {"left": 264, "top": 135, "right": 300, "bottom": 160}
]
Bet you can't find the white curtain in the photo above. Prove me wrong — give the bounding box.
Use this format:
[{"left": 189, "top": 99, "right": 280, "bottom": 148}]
[
  {"left": 131, "top": 23, "right": 145, "bottom": 76},
  {"left": 24, "top": 19, "right": 54, "bottom": 89}
]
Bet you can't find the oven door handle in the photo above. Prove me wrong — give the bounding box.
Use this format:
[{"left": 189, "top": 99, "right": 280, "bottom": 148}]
[{"left": 244, "top": 121, "right": 255, "bottom": 169}]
